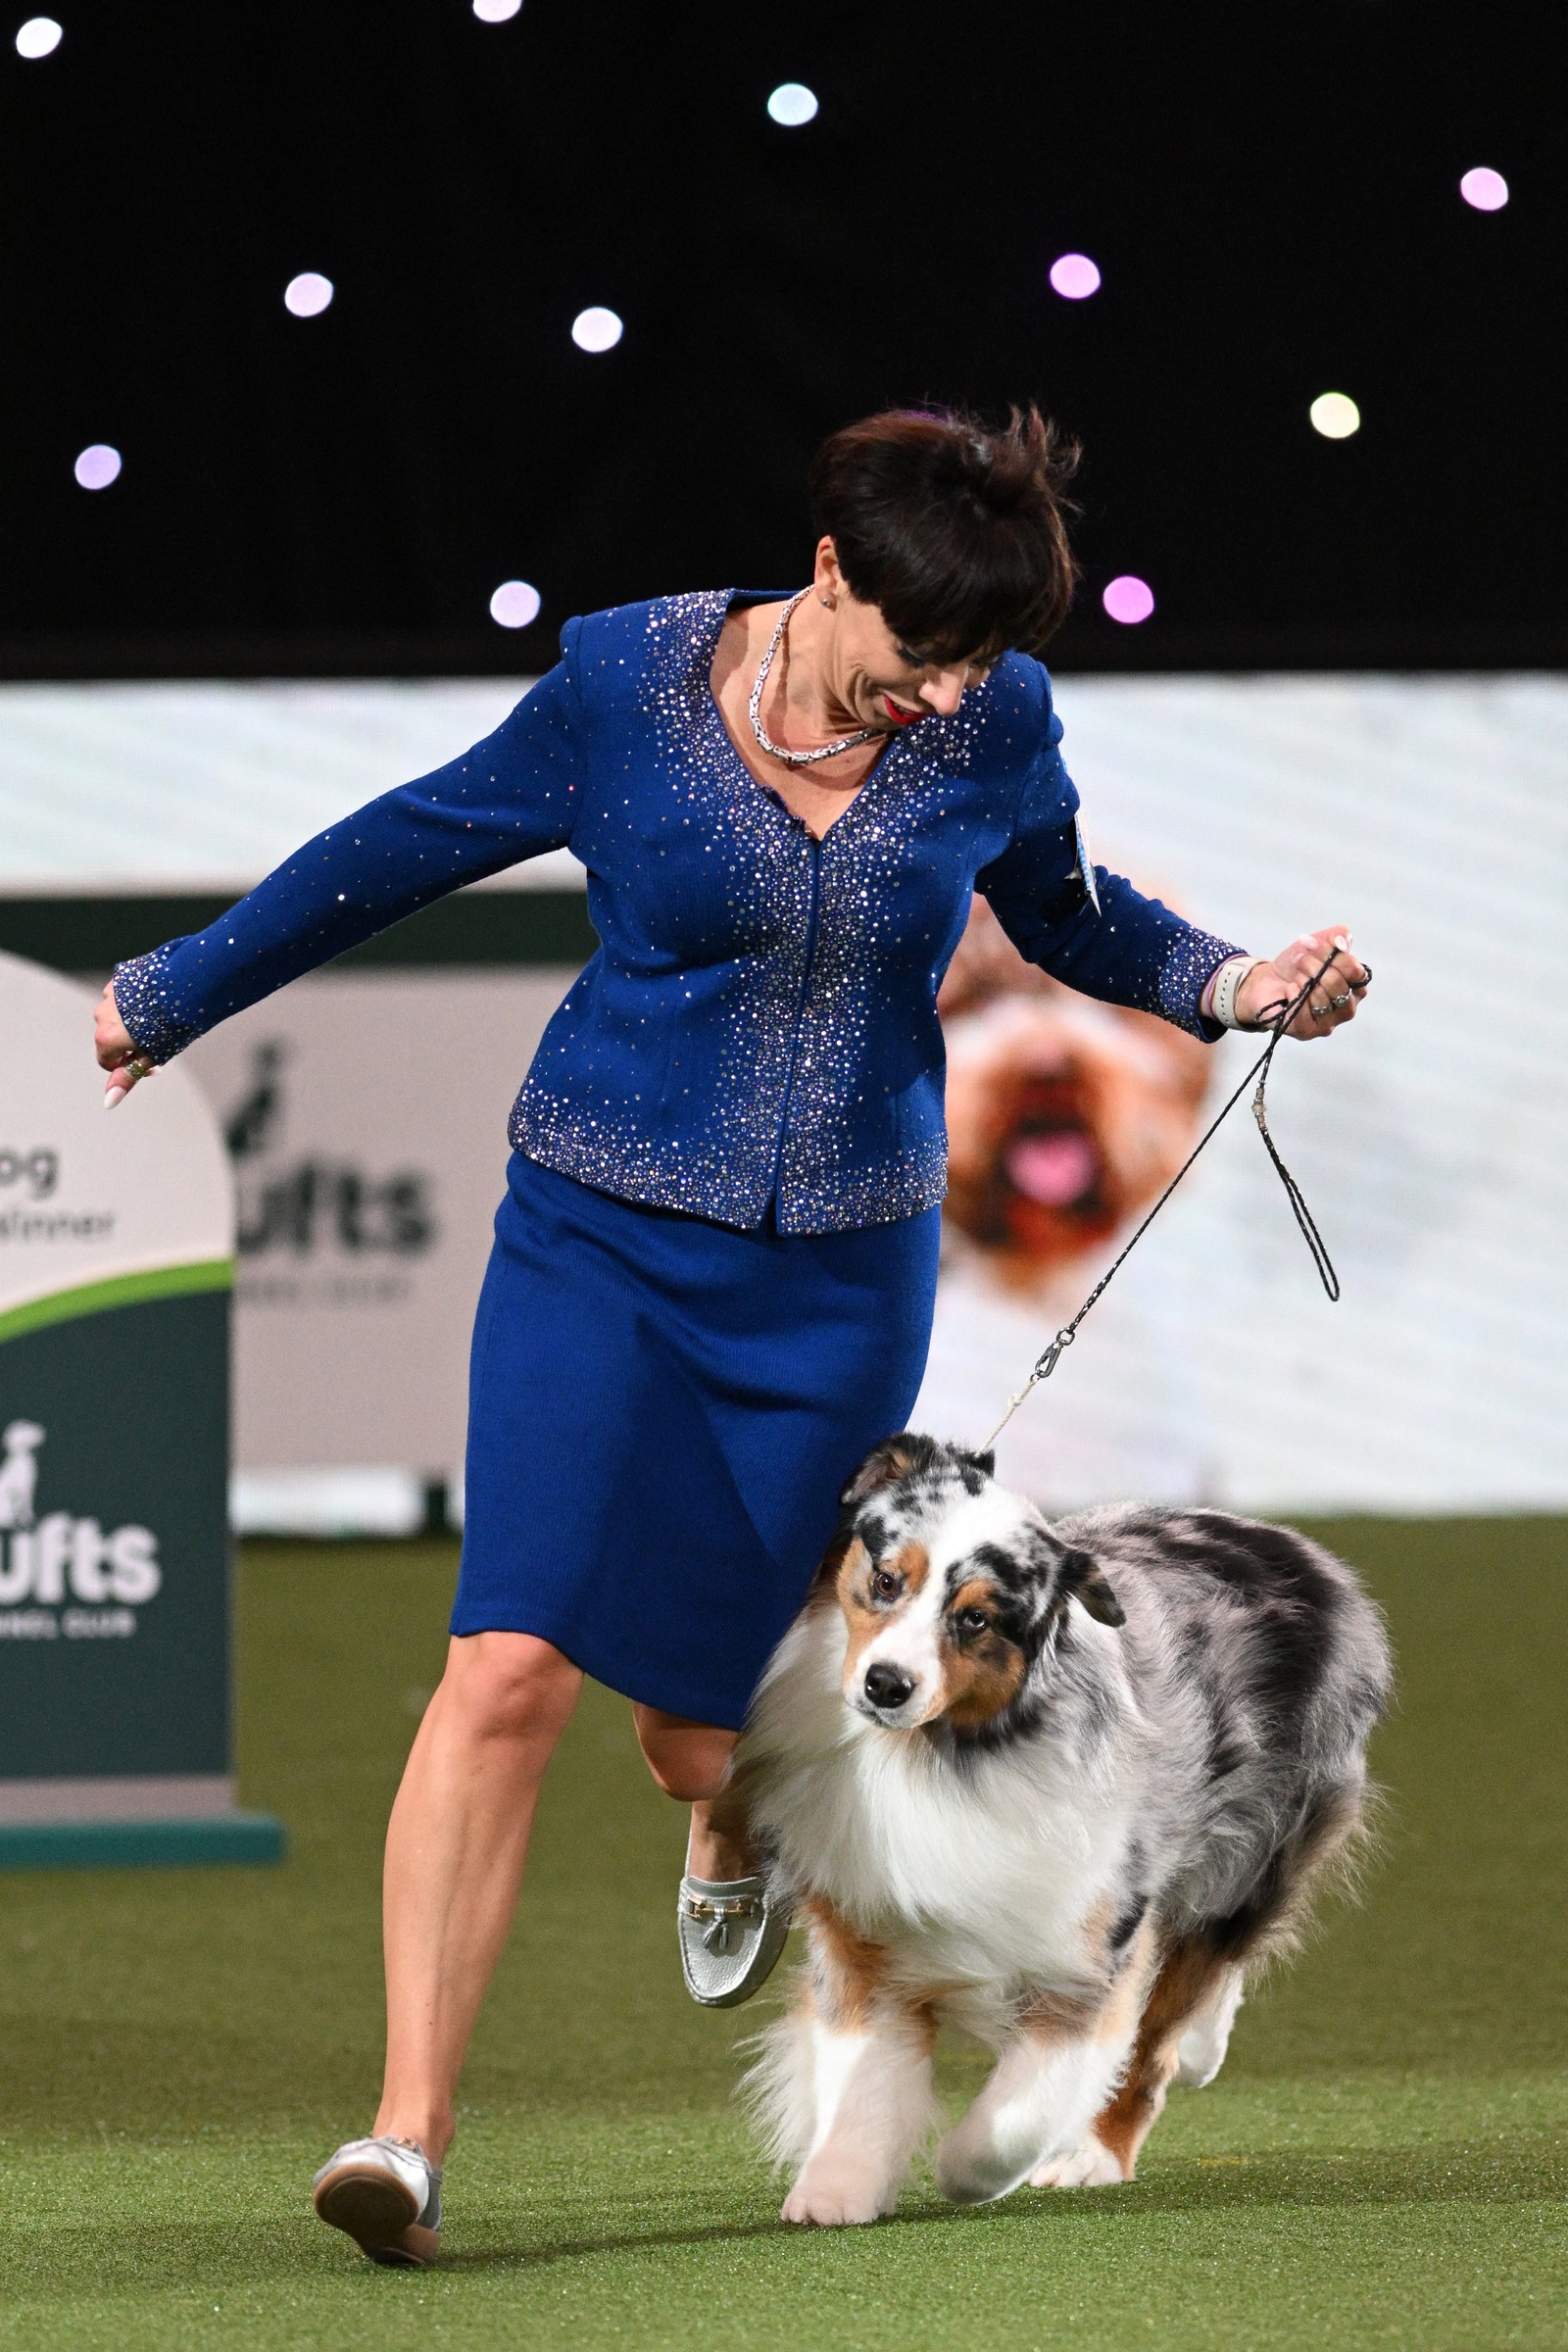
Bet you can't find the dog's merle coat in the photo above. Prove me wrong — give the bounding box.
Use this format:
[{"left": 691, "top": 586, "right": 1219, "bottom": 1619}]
[{"left": 733, "top": 1435, "right": 1391, "bottom": 2226}]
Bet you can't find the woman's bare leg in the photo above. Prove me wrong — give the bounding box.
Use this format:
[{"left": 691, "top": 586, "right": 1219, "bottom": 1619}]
[
  {"left": 373, "top": 1631, "right": 583, "bottom": 2165},
  {"left": 631, "top": 1706, "right": 757, "bottom": 1880}
]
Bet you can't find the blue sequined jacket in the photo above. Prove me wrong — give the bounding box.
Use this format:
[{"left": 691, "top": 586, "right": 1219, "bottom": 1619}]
[{"left": 115, "top": 589, "right": 1241, "bottom": 1235}]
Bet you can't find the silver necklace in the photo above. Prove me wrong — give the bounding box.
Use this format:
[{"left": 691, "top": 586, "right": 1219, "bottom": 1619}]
[{"left": 748, "top": 589, "right": 879, "bottom": 767}]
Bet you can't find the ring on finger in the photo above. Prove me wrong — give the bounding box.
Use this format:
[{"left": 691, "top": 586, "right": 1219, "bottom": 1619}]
[
  {"left": 1329, "top": 992, "right": 1351, "bottom": 1009},
  {"left": 1309, "top": 1000, "right": 1332, "bottom": 1019}
]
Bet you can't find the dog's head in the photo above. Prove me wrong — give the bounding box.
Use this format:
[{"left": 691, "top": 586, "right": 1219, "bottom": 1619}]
[
  {"left": 827, "top": 1435, "right": 1124, "bottom": 1742},
  {"left": 939, "top": 899, "right": 1210, "bottom": 1289}
]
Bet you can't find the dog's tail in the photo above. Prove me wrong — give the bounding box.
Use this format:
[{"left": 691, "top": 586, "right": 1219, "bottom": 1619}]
[{"left": 737, "top": 2002, "right": 819, "bottom": 2172}]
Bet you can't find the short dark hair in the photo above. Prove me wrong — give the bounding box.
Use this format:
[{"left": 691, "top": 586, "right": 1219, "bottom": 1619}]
[{"left": 808, "top": 405, "right": 1081, "bottom": 662}]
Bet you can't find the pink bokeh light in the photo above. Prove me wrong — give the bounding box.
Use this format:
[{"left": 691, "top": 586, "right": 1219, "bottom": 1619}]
[
  {"left": 74, "top": 444, "right": 122, "bottom": 491},
  {"left": 1459, "top": 167, "right": 1508, "bottom": 212},
  {"left": 1049, "top": 253, "right": 1101, "bottom": 300},
  {"left": 1102, "top": 575, "right": 1154, "bottom": 625},
  {"left": 490, "top": 579, "right": 542, "bottom": 629}
]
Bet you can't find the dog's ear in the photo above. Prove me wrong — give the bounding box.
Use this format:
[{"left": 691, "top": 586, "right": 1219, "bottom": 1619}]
[
  {"left": 840, "top": 1432, "right": 942, "bottom": 1507},
  {"left": 960, "top": 1446, "right": 995, "bottom": 1480},
  {"left": 1058, "top": 1547, "right": 1126, "bottom": 1628}
]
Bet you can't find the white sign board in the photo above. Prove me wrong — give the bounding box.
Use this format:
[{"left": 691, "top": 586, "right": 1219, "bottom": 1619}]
[{"left": 0, "top": 953, "right": 276, "bottom": 1863}]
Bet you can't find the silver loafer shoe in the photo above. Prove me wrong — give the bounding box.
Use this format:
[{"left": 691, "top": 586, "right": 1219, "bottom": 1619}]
[
  {"left": 678, "top": 1871, "right": 791, "bottom": 2007},
  {"left": 312, "top": 2133, "right": 442, "bottom": 2267}
]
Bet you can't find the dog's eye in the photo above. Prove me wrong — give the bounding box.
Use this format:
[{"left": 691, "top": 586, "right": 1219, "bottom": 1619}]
[
  {"left": 954, "top": 1606, "right": 991, "bottom": 1638},
  {"left": 870, "top": 1568, "right": 901, "bottom": 1602}
]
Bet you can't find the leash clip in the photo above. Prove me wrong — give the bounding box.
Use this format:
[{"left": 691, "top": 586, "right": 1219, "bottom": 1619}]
[{"left": 979, "top": 1327, "right": 1077, "bottom": 1450}]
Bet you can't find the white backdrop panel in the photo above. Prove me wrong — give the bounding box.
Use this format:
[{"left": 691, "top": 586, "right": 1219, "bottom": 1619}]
[
  {"left": 0, "top": 679, "right": 578, "bottom": 893},
  {"left": 5, "top": 672, "right": 1561, "bottom": 1510}
]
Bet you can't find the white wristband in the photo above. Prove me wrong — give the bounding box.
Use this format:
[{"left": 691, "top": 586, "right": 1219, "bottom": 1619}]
[{"left": 1207, "top": 955, "right": 1265, "bottom": 1030}]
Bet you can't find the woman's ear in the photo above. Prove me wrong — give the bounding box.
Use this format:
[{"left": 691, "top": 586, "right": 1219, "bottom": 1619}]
[
  {"left": 1057, "top": 1546, "right": 1126, "bottom": 1628},
  {"left": 813, "top": 535, "right": 845, "bottom": 606}
]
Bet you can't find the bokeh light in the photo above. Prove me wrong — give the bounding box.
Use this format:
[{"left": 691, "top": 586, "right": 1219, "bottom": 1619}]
[
  {"left": 1049, "top": 253, "right": 1102, "bottom": 300},
  {"left": 74, "top": 444, "right": 122, "bottom": 491},
  {"left": 472, "top": 0, "right": 522, "bottom": 18},
  {"left": 490, "top": 580, "right": 541, "bottom": 629},
  {"left": 1309, "top": 391, "right": 1360, "bottom": 440},
  {"left": 571, "top": 306, "right": 622, "bottom": 353},
  {"left": 1102, "top": 575, "right": 1153, "bottom": 625},
  {"left": 1459, "top": 167, "right": 1508, "bottom": 212},
  {"left": 766, "top": 83, "right": 818, "bottom": 126},
  {"left": 15, "top": 18, "right": 62, "bottom": 58},
  {"left": 284, "top": 272, "right": 334, "bottom": 318}
]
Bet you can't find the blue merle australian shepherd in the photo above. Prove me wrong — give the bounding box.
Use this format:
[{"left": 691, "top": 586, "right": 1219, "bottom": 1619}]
[{"left": 731, "top": 1435, "right": 1391, "bottom": 2226}]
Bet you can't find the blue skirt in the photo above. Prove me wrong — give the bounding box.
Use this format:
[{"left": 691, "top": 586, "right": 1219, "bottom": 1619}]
[{"left": 452, "top": 1154, "right": 942, "bottom": 1729}]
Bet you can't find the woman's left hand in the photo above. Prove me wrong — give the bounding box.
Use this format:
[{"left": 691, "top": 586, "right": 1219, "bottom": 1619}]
[
  {"left": 94, "top": 979, "right": 158, "bottom": 1106},
  {"left": 1236, "top": 930, "right": 1371, "bottom": 1040}
]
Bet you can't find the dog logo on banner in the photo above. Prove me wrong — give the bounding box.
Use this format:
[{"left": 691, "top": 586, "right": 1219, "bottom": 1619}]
[{"left": 0, "top": 1420, "right": 163, "bottom": 1637}]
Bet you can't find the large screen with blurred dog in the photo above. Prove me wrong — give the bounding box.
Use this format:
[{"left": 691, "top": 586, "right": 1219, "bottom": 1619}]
[{"left": 4, "top": 673, "right": 1562, "bottom": 1511}]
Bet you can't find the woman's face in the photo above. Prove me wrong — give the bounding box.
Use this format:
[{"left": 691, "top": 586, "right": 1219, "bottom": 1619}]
[{"left": 812, "top": 537, "right": 994, "bottom": 732}]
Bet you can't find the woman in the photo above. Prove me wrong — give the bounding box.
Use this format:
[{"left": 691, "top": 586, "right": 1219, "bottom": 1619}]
[{"left": 95, "top": 407, "right": 1369, "bottom": 2264}]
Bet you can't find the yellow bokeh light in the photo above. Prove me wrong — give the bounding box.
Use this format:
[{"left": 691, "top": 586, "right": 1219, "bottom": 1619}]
[{"left": 1310, "top": 392, "right": 1360, "bottom": 440}]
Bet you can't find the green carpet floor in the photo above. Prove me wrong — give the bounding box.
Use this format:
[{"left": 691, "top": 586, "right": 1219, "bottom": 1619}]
[{"left": 1, "top": 1517, "right": 1564, "bottom": 2350}]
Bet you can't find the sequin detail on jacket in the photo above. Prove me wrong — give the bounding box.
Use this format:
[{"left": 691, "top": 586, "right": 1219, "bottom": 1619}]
[{"left": 113, "top": 590, "right": 1240, "bottom": 1234}]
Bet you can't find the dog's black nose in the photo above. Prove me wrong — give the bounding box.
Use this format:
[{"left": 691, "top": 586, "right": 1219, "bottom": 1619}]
[{"left": 863, "top": 1661, "right": 915, "bottom": 1710}]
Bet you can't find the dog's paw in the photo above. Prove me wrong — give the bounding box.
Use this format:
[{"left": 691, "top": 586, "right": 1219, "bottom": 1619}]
[
  {"left": 1029, "top": 2135, "right": 1127, "bottom": 2189},
  {"left": 932, "top": 2139, "right": 1018, "bottom": 2206},
  {"left": 780, "top": 2168, "right": 888, "bottom": 2228}
]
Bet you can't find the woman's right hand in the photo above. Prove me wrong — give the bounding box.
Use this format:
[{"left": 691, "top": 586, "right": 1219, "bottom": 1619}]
[{"left": 95, "top": 981, "right": 157, "bottom": 1108}]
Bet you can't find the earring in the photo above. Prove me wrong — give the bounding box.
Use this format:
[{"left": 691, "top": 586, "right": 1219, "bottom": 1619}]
[{"left": 819, "top": 595, "right": 834, "bottom": 609}]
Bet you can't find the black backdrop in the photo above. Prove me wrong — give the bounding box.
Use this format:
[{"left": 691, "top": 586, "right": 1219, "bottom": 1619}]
[{"left": 1, "top": 0, "right": 1559, "bottom": 676}]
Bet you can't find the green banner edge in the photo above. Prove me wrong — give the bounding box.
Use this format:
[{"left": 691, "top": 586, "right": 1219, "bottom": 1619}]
[{"left": 0, "top": 1258, "right": 234, "bottom": 1345}]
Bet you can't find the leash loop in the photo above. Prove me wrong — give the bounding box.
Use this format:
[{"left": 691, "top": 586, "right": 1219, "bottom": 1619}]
[{"left": 981, "top": 945, "right": 1348, "bottom": 1446}]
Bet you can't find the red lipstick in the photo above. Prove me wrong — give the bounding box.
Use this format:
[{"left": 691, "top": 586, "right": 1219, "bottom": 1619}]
[{"left": 884, "top": 697, "right": 923, "bottom": 725}]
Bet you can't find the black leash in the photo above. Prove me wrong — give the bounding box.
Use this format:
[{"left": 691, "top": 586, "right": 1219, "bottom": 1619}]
[{"left": 981, "top": 945, "right": 1351, "bottom": 1448}]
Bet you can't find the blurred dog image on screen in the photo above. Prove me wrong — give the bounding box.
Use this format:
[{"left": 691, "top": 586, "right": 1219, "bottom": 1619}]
[
  {"left": 913, "top": 895, "right": 1218, "bottom": 1505},
  {"left": 941, "top": 895, "right": 1210, "bottom": 1288}
]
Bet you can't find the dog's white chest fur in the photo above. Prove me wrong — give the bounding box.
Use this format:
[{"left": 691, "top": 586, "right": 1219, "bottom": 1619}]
[{"left": 749, "top": 1604, "right": 1131, "bottom": 2018}]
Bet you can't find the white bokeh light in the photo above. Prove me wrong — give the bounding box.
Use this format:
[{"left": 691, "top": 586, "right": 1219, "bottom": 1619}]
[
  {"left": 15, "top": 18, "right": 62, "bottom": 58},
  {"left": 284, "top": 272, "right": 334, "bottom": 318},
  {"left": 1049, "top": 253, "right": 1101, "bottom": 300},
  {"left": 571, "top": 306, "right": 622, "bottom": 353},
  {"left": 1459, "top": 166, "right": 1508, "bottom": 212},
  {"left": 1309, "top": 391, "right": 1360, "bottom": 440},
  {"left": 490, "top": 579, "right": 541, "bottom": 629},
  {"left": 472, "top": 0, "right": 522, "bottom": 18},
  {"left": 74, "top": 444, "right": 122, "bottom": 491},
  {"left": 766, "top": 83, "right": 818, "bottom": 126}
]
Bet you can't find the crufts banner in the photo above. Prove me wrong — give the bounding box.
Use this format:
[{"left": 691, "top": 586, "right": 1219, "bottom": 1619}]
[
  {"left": 178, "top": 969, "right": 576, "bottom": 1488},
  {"left": 0, "top": 952, "right": 280, "bottom": 1866}
]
